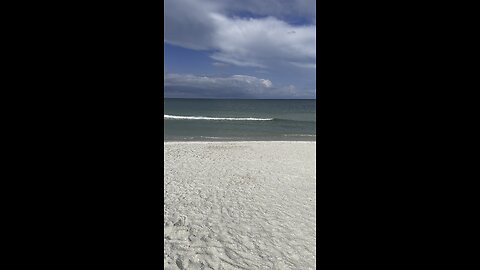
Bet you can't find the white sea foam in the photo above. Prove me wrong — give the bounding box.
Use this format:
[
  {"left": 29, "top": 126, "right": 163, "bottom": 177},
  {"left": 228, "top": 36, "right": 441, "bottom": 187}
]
[
  {"left": 164, "top": 114, "right": 273, "bottom": 121},
  {"left": 283, "top": 134, "right": 317, "bottom": 137}
]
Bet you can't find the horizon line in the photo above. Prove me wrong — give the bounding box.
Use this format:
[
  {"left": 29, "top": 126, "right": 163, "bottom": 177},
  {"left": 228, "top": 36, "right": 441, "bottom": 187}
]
[{"left": 163, "top": 97, "right": 316, "bottom": 100}]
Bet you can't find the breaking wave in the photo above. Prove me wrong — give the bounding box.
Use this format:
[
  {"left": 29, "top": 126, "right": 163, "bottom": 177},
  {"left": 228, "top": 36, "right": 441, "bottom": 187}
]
[{"left": 164, "top": 114, "right": 273, "bottom": 121}]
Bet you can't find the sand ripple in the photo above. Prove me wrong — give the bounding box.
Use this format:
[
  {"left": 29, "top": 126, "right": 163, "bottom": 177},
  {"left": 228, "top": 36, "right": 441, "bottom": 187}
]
[{"left": 164, "top": 142, "right": 316, "bottom": 269}]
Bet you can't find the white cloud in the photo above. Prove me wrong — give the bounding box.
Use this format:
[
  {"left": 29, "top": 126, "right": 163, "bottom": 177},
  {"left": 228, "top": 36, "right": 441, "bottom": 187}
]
[
  {"left": 218, "top": 0, "right": 316, "bottom": 25},
  {"left": 210, "top": 14, "right": 315, "bottom": 68},
  {"left": 164, "top": 0, "right": 218, "bottom": 50},
  {"left": 290, "top": 62, "right": 317, "bottom": 69},
  {"left": 212, "top": 62, "right": 229, "bottom": 67},
  {"left": 165, "top": 73, "right": 272, "bottom": 91},
  {"left": 164, "top": 73, "right": 313, "bottom": 98},
  {"left": 164, "top": 0, "right": 316, "bottom": 69}
]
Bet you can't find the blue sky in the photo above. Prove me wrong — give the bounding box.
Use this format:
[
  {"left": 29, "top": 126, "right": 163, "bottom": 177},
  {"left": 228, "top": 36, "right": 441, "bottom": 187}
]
[{"left": 164, "top": 0, "right": 316, "bottom": 99}]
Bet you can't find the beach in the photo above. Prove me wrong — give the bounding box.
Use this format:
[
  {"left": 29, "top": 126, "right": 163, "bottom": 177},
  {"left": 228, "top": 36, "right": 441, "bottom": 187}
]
[{"left": 164, "top": 141, "right": 316, "bottom": 269}]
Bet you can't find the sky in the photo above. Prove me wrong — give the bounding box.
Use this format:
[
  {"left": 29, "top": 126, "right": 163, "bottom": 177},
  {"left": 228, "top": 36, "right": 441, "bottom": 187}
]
[{"left": 164, "top": 0, "right": 316, "bottom": 99}]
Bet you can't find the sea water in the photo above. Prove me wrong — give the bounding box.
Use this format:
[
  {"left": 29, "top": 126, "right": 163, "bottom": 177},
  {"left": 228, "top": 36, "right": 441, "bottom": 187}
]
[{"left": 164, "top": 99, "right": 316, "bottom": 141}]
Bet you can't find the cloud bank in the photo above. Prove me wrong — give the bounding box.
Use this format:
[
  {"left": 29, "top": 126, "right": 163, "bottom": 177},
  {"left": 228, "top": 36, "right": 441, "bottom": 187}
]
[{"left": 164, "top": 73, "right": 315, "bottom": 99}]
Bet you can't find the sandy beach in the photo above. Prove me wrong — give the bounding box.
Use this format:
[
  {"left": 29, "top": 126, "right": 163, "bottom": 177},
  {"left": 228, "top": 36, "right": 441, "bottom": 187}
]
[{"left": 164, "top": 141, "right": 316, "bottom": 269}]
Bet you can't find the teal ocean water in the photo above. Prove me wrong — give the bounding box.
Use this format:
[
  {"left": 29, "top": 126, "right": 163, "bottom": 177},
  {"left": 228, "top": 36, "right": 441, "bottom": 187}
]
[{"left": 164, "top": 99, "right": 316, "bottom": 141}]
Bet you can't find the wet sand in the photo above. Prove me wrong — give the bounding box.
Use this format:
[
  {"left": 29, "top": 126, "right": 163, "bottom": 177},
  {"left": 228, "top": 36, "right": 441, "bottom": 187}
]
[{"left": 164, "top": 141, "right": 316, "bottom": 269}]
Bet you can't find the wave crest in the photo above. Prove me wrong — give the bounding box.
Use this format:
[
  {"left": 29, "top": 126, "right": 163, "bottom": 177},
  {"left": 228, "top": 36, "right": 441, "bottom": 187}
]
[{"left": 164, "top": 114, "right": 273, "bottom": 121}]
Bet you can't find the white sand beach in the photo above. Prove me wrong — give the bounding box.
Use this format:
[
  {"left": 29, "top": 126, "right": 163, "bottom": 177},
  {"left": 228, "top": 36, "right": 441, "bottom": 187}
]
[{"left": 164, "top": 141, "right": 316, "bottom": 270}]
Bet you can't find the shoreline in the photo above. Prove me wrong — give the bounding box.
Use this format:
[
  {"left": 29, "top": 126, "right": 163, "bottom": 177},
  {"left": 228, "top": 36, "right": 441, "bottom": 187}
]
[
  {"left": 164, "top": 138, "right": 316, "bottom": 143},
  {"left": 164, "top": 140, "right": 316, "bottom": 144}
]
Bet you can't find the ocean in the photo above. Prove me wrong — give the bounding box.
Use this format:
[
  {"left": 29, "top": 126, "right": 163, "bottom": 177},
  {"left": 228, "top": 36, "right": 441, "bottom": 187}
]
[{"left": 164, "top": 99, "right": 316, "bottom": 141}]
